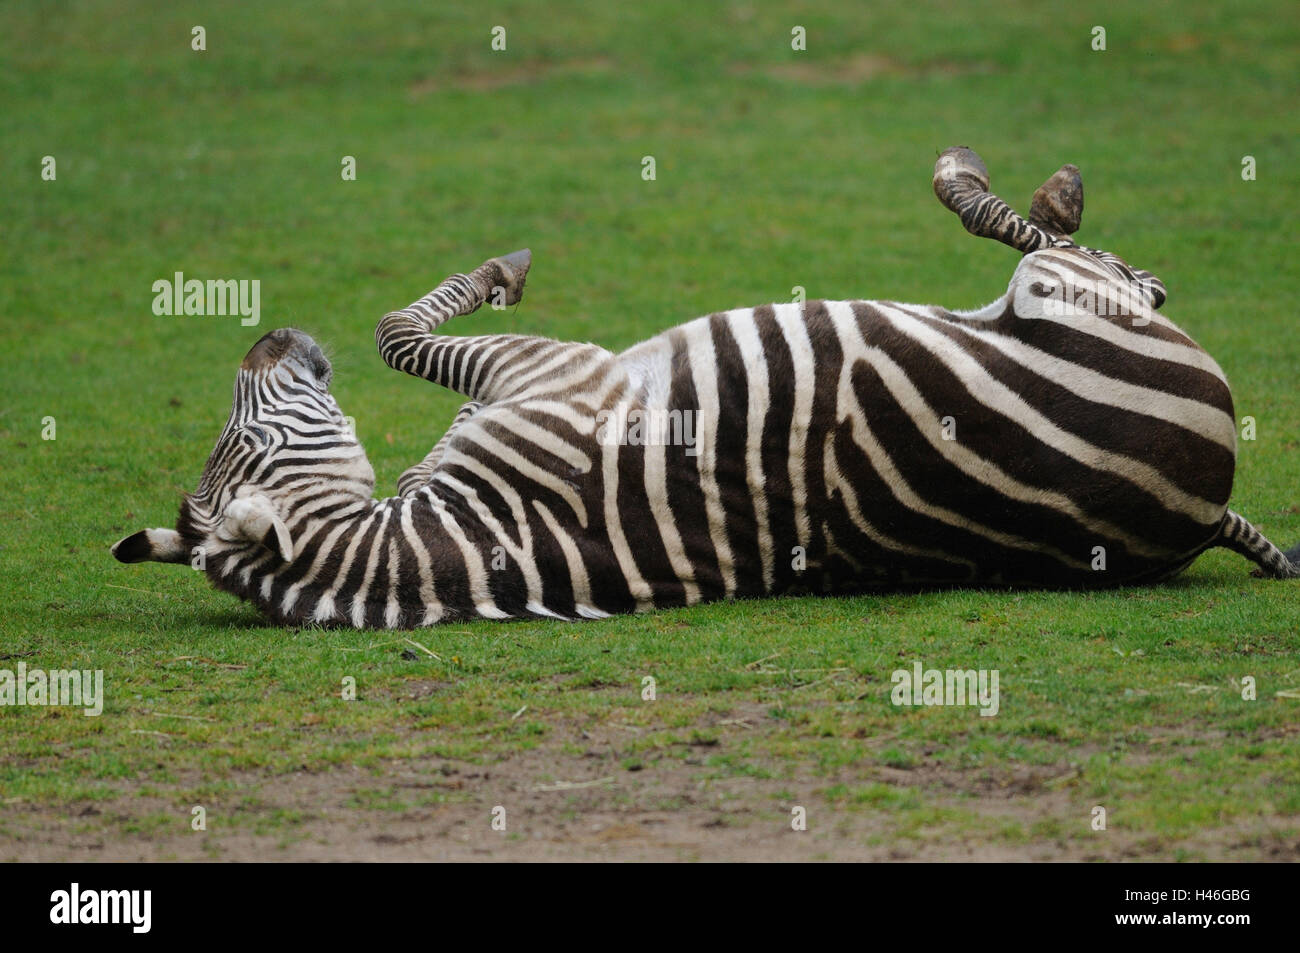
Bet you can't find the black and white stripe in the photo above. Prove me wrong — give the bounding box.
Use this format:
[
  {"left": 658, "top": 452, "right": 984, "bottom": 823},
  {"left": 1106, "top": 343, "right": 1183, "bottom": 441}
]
[{"left": 112, "top": 148, "right": 1300, "bottom": 627}]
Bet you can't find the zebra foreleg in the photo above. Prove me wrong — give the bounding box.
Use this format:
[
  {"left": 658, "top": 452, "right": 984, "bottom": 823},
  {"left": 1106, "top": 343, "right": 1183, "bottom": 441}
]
[
  {"left": 376, "top": 249, "right": 532, "bottom": 385},
  {"left": 380, "top": 249, "right": 531, "bottom": 334},
  {"left": 397, "top": 400, "right": 482, "bottom": 496},
  {"left": 1216, "top": 509, "right": 1300, "bottom": 579},
  {"left": 376, "top": 250, "right": 618, "bottom": 405}
]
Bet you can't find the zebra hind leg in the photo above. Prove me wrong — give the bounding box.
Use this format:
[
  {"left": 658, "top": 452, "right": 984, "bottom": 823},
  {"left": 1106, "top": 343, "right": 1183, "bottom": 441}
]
[
  {"left": 1029, "top": 163, "right": 1083, "bottom": 238},
  {"left": 1216, "top": 509, "right": 1300, "bottom": 578}
]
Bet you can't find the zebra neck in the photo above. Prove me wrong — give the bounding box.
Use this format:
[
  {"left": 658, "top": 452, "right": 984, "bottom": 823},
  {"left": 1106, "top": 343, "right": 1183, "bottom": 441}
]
[{"left": 231, "top": 489, "right": 503, "bottom": 627}]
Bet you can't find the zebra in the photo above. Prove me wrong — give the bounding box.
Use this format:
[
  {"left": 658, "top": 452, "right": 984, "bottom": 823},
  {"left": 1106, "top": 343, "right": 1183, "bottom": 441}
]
[{"left": 112, "top": 146, "right": 1300, "bottom": 628}]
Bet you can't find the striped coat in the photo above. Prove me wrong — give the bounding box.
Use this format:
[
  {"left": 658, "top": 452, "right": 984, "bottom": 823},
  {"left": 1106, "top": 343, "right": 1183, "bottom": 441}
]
[{"left": 112, "top": 148, "right": 1298, "bottom": 627}]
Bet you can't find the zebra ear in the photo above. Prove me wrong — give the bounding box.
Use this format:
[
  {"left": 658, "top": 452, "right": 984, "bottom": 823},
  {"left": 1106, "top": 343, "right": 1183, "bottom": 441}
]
[
  {"left": 218, "top": 494, "right": 295, "bottom": 562},
  {"left": 112, "top": 528, "right": 190, "bottom": 564}
]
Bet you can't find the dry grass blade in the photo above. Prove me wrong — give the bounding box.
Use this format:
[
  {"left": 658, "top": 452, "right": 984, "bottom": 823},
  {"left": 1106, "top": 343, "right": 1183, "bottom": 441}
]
[
  {"left": 104, "top": 584, "right": 167, "bottom": 597},
  {"left": 534, "top": 777, "right": 614, "bottom": 792},
  {"left": 403, "top": 637, "right": 442, "bottom": 661},
  {"left": 744, "top": 651, "right": 783, "bottom": 670},
  {"left": 146, "top": 710, "right": 215, "bottom": 722}
]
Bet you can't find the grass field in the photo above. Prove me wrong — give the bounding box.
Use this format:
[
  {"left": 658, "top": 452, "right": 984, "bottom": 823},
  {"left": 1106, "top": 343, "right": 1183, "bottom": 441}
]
[{"left": 2, "top": 0, "right": 1298, "bottom": 860}]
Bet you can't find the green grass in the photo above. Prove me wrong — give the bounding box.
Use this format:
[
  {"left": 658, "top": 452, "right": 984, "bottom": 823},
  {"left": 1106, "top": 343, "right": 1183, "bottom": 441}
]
[{"left": 2, "top": 0, "right": 1299, "bottom": 858}]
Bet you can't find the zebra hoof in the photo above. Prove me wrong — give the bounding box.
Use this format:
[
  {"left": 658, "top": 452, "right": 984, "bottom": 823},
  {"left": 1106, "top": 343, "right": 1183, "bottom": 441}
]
[
  {"left": 934, "top": 146, "right": 990, "bottom": 194},
  {"left": 500, "top": 248, "right": 531, "bottom": 272},
  {"left": 1030, "top": 164, "right": 1083, "bottom": 236},
  {"left": 488, "top": 248, "right": 531, "bottom": 305},
  {"left": 933, "top": 147, "right": 992, "bottom": 222}
]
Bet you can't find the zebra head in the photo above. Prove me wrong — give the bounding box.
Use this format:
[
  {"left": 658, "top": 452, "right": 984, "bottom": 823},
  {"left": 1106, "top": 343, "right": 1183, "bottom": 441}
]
[
  {"left": 933, "top": 146, "right": 1167, "bottom": 311},
  {"left": 112, "top": 327, "right": 374, "bottom": 567}
]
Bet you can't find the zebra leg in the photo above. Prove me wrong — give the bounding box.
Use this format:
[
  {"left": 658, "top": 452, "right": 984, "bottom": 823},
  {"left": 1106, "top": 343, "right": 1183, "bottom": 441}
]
[
  {"left": 933, "top": 147, "right": 1063, "bottom": 254},
  {"left": 397, "top": 400, "right": 482, "bottom": 496},
  {"left": 1029, "top": 164, "right": 1083, "bottom": 237},
  {"left": 380, "top": 249, "right": 532, "bottom": 335},
  {"left": 934, "top": 146, "right": 1167, "bottom": 310},
  {"left": 377, "top": 249, "right": 617, "bottom": 403},
  {"left": 376, "top": 249, "right": 534, "bottom": 401},
  {"left": 1216, "top": 509, "right": 1300, "bottom": 578}
]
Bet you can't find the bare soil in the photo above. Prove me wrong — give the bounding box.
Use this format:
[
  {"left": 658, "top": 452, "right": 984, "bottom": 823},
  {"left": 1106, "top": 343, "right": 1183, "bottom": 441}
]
[{"left": 4, "top": 711, "right": 1296, "bottom": 862}]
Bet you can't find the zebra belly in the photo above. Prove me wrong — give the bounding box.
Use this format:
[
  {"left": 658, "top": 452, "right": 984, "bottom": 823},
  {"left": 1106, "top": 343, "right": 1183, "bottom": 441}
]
[{"left": 606, "top": 298, "right": 1234, "bottom": 599}]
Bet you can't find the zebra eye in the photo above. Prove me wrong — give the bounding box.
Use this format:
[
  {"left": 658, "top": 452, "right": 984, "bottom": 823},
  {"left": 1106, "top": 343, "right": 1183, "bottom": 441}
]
[{"left": 243, "top": 424, "right": 271, "bottom": 446}]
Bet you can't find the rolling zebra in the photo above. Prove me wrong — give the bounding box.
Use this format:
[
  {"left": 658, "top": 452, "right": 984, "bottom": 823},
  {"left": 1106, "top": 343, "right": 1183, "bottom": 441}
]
[{"left": 112, "top": 147, "right": 1300, "bottom": 627}]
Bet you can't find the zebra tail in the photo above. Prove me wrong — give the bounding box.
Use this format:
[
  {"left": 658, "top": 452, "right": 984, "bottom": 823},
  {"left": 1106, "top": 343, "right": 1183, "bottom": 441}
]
[{"left": 1215, "top": 509, "right": 1300, "bottom": 579}]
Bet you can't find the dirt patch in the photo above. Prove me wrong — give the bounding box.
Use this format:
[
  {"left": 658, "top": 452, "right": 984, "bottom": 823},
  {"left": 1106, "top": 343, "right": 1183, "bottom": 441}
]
[
  {"left": 3, "top": 704, "right": 1296, "bottom": 861},
  {"left": 6, "top": 758, "right": 1294, "bottom": 861},
  {"left": 730, "top": 53, "right": 999, "bottom": 86}
]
